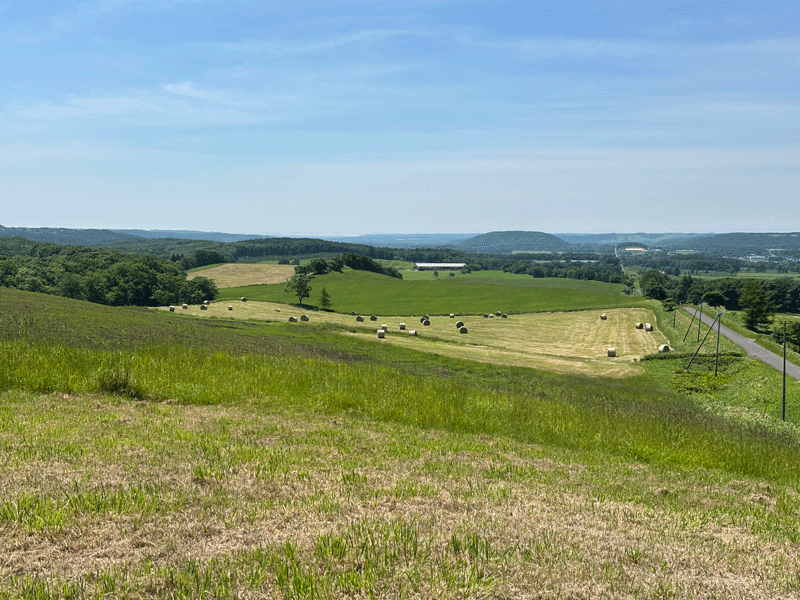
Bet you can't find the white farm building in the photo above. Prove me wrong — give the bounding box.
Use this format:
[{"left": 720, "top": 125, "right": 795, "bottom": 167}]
[{"left": 415, "top": 263, "right": 467, "bottom": 270}]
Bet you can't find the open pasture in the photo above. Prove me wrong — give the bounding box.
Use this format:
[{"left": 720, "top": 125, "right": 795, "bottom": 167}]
[
  {"left": 218, "top": 269, "right": 640, "bottom": 316},
  {"left": 170, "top": 301, "right": 667, "bottom": 377},
  {"left": 188, "top": 262, "right": 294, "bottom": 288}
]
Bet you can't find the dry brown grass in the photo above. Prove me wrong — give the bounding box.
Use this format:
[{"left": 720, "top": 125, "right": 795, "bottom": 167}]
[
  {"left": 165, "top": 303, "right": 668, "bottom": 377},
  {"left": 2, "top": 393, "right": 799, "bottom": 598},
  {"left": 188, "top": 263, "right": 294, "bottom": 287}
]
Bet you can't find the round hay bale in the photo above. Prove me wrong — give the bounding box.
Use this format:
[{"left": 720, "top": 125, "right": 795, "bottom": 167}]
[
  {"left": 450, "top": 313, "right": 455, "bottom": 318},
  {"left": 635, "top": 322, "right": 644, "bottom": 329},
  {"left": 495, "top": 311, "right": 502, "bottom": 317},
  {"left": 607, "top": 347, "right": 616, "bottom": 357},
  {"left": 275, "top": 308, "right": 281, "bottom": 312},
  {"left": 658, "top": 344, "right": 670, "bottom": 353},
  {"left": 228, "top": 305, "right": 233, "bottom": 311},
  {"left": 408, "top": 330, "right": 417, "bottom": 336},
  {"left": 483, "top": 313, "right": 489, "bottom": 318},
  {"left": 459, "top": 326, "right": 468, "bottom": 334},
  {"left": 182, "top": 304, "right": 188, "bottom": 310},
  {"left": 350, "top": 311, "right": 357, "bottom": 316},
  {"left": 420, "top": 317, "right": 426, "bottom": 324},
  {"left": 204, "top": 300, "right": 209, "bottom": 305},
  {"left": 600, "top": 314, "right": 607, "bottom": 320},
  {"left": 377, "top": 330, "right": 385, "bottom": 339},
  {"left": 645, "top": 323, "right": 653, "bottom": 331},
  {"left": 169, "top": 306, "right": 175, "bottom": 312},
  {"left": 301, "top": 315, "right": 309, "bottom": 322},
  {"left": 356, "top": 315, "right": 364, "bottom": 322},
  {"left": 489, "top": 314, "right": 495, "bottom": 318},
  {"left": 502, "top": 313, "right": 508, "bottom": 318},
  {"left": 381, "top": 324, "right": 388, "bottom": 331},
  {"left": 423, "top": 319, "right": 430, "bottom": 326},
  {"left": 399, "top": 323, "right": 406, "bottom": 330},
  {"left": 456, "top": 321, "right": 464, "bottom": 328},
  {"left": 241, "top": 297, "right": 247, "bottom": 302},
  {"left": 288, "top": 316, "right": 297, "bottom": 322},
  {"left": 200, "top": 304, "right": 207, "bottom": 311},
  {"left": 370, "top": 315, "right": 377, "bottom": 321}
]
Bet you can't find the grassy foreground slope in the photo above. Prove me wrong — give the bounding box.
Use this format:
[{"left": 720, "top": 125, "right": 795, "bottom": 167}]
[{"left": 2, "top": 289, "right": 800, "bottom": 598}]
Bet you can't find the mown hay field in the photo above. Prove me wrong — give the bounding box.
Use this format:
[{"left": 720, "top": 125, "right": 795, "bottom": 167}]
[
  {"left": 167, "top": 301, "right": 667, "bottom": 377},
  {"left": 188, "top": 263, "right": 294, "bottom": 288}
]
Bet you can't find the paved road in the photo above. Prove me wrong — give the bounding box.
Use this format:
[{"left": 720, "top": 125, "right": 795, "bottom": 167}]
[{"left": 683, "top": 307, "right": 800, "bottom": 381}]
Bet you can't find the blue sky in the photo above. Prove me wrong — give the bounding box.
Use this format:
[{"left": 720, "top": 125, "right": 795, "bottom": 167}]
[{"left": 1, "top": 1, "right": 798, "bottom": 235}]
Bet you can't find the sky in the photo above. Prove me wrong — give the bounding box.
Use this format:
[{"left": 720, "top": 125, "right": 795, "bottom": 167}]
[{"left": 1, "top": 0, "right": 798, "bottom": 236}]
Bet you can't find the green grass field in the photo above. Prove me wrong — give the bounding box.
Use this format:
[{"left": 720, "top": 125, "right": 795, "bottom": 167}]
[
  {"left": 3, "top": 280, "right": 800, "bottom": 598},
  {"left": 218, "top": 269, "right": 640, "bottom": 315}
]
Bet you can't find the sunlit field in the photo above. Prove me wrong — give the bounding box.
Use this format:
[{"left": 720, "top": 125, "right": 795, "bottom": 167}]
[
  {"left": 3, "top": 283, "right": 800, "bottom": 598},
  {"left": 173, "top": 300, "right": 666, "bottom": 377}
]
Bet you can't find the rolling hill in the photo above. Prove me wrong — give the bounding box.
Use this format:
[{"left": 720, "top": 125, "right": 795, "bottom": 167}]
[{"left": 457, "top": 230, "right": 570, "bottom": 253}]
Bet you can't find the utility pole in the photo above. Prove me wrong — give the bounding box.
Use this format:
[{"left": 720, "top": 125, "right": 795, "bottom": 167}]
[
  {"left": 715, "top": 312, "right": 722, "bottom": 377},
  {"left": 783, "top": 321, "right": 788, "bottom": 421},
  {"left": 697, "top": 302, "right": 703, "bottom": 343}
]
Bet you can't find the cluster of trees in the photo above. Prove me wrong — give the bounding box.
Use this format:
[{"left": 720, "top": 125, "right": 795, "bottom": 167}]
[
  {"left": 640, "top": 270, "right": 800, "bottom": 331},
  {"left": 626, "top": 251, "right": 800, "bottom": 276},
  {"left": 170, "top": 249, "right": 228, "bottom": 271},
  {"left": 0, "top": 241, "right": 216, "bottom": 307},
  {"left": 502, "top": 256, "right": 631, "bottom": 285},
  {"left": 772, "top": 322, "right": 800, "bottom": 353},
  {"left": 625, "top": 253, "right": 744, "bottom": 275},
  {"left": 283, "top": 253, "right": 403, "bottom": 305}
]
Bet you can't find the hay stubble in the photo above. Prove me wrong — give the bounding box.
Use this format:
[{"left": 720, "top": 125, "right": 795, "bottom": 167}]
[
  {"left": 176, "top": 302, "right": 667, "bottom": 377},
  {"left": 2, "top": 393, "right": 799, "bottom": 598}
]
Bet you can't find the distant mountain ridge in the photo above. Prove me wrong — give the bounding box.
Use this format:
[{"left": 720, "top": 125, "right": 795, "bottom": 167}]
[
  {"left": 319, "top": 233, "right": 478, "bottom": 248},
  {"left": 4, "top": 226, "right": 799, "bottom": 256},
  {"left": 115, "top": 229, "right": 272, "bottom": 243},
  {"left": 457, "top": 231, "right": 570, "bottom": 253},
  {"left": 555, "top": 233, "right": 713, "bottom": 246},
  {"left": 0, "top": 225, "right": 140, "bottom": 245},
  {"left": 662, "top": 232, "right": 800, "bottom": 253}
]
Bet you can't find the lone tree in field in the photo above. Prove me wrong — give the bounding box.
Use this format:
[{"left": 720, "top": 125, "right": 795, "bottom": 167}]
[
  {"left": 319, "top": 286, "right": 331, "bottom": 310},
  {"left": 285, "top": 272, "right": 312, "bottom": 305},
  {"left": 740, "top": 280, "right": 774, "bottom": 331}
]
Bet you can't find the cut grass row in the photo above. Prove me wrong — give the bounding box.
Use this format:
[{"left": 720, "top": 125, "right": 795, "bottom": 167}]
[{"left": 177, "top": 301, "right": 667, "bottom": 377}]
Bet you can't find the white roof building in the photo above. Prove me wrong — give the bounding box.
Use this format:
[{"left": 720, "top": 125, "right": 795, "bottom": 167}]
[{"left": 415, "top": 263, "right": 467, "bottom": 269}]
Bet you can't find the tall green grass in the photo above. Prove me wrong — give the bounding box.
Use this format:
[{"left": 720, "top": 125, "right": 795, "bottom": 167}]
[{"left": 3, "top": 339, "right": 800, "bottom": 487}]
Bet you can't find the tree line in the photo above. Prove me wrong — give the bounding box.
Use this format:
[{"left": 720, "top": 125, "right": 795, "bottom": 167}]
[
  {"left": 0, "top": 240, "right": 217, "bottom": 307},
  {"left": 639, "top": 270, "right": 800, "bottom": 344}
]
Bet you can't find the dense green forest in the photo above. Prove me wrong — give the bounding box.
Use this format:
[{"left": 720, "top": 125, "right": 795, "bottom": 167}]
[
  {"left": 0, "top": 238, "right": 217, "bottom": 307},
  {"left": 639, "top": 270, "right": 800, "bottom": 322},
  {"left": 626, "top": 252, "right": 800, "bottom": 276}
]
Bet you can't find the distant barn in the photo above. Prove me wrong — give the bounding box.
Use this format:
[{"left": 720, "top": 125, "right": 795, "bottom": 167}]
[{"left": 415, "top": 263, "right": 467, "bottom": 270}]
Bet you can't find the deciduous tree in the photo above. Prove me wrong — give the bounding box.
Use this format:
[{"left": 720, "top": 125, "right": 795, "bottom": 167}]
[{"left": 285, "top": 272, "right": 312, "bottom": 305}]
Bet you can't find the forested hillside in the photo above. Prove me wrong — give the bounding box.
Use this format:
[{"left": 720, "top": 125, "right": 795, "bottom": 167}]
[
  {"left": 458, "top": 231, "right": 570, "bottom": 253},
  {"left": 663, "top": 232, "right": 800, "bottom": 256},
  {"left": 0, "top": 238, "right": 216, "bottom": 307}
]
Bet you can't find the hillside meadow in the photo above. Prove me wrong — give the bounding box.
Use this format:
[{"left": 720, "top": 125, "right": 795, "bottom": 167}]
[
  {"left": 217, "top": 269, "right": 641, "bottom": 316},
  {"left": 2, "top": 278, "right": 800, "bottom": 598}
]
